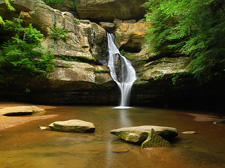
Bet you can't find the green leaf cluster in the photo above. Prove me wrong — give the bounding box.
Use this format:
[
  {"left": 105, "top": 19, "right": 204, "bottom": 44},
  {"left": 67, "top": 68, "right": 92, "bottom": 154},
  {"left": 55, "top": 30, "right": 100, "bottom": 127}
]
[
  {"left": 49, "top": 27, "right": 69, "bottom": 42},
  {"left": 56, "top": 55, "right": 81, "bottom": 62},
  {"left": 0, "top": 0, "right": 15, "bottom": 25},
  {"left": 0, "top": 18, "right": 55, "bottom": 79},
  {"left": 145, "top": 0, "right": 225, "bottom": 82},
  {"left": 42, "top": 0, "right": 64, "bottom": 5}
]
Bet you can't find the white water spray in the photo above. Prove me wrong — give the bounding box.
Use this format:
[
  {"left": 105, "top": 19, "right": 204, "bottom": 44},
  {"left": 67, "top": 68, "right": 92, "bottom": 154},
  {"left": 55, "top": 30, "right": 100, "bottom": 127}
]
[{"left": 107, "top": 33, "right": 137, "bottom": 109}]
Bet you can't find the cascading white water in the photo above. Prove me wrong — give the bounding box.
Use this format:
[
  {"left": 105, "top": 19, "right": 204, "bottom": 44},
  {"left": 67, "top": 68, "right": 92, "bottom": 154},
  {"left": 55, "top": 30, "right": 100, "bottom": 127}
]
[{"left": 107, "top": 33, "right": 137, "bottom": 109}]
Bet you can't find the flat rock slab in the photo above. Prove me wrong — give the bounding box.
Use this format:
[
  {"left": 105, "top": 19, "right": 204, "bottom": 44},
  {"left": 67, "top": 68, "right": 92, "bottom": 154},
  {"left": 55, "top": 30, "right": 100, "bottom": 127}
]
[
  {"left": 49, "top": 119, "right": 95, "bottom": 133},
  {"left": 0, "top": 106, "right": 45, "bottom": 116},
  {"left": 110, "top": 125, "right": 178, "bottom": 144}
]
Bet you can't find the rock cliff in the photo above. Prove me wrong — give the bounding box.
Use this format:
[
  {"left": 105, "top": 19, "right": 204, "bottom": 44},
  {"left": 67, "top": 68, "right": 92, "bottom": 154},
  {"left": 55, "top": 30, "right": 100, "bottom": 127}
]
[
  {"left": 47, "top": 0, "right": 147, "bottom": 22},
  {"left": 0, "top": 0, "right": 223, "bottom": 108}
]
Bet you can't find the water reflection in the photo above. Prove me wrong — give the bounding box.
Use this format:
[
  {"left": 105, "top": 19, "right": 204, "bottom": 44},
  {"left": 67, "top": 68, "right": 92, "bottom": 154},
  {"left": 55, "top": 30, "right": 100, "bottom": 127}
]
[
  {"left": 0, "top": 105, "right": 225, "bottom": 168},
  {"left": 105, "top": 108, "right": 133, "bottom": 167},
  {"left": 119, "top": 109, "right": 133, "bottom": 127}
]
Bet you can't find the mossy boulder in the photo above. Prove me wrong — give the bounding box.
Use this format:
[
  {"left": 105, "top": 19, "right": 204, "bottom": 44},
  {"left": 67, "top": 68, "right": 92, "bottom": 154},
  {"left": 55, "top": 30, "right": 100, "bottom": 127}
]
[
  {"left": 110, "top": 125, "right": 178, "bottom": 147},
  {"left": 49, "top": 119, "right": 95, "bottom": 133},
  {"left": 141, "top": 129, "right": 171, "bottom": 148}
]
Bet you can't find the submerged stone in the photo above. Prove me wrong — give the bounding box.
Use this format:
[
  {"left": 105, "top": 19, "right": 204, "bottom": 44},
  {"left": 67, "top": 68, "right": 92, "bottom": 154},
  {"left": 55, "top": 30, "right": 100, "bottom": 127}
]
[
  {"left": 0, "top": 106, "right": 45, "bottom": 116},
  {"left": 110, "top": 125, "right": 178, "bottom": 147},
  {"left": 112, "top": 146, "right": 131, "bottom": 153},
  {"left": 39, "top": 125, "right": 51, "bottom": 130},
  {"left": 182, "top": 131, "right": 197, "bottom": 135},
  {"left": 49, "top": 119, "right": 95, "bottom": 133}
]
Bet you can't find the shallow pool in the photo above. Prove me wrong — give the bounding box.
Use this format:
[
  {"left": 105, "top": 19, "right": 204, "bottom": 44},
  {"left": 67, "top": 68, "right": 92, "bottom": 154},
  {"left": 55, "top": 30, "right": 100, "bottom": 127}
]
[{"left": 0, "top": 105, "right": 225, "bottom": 168}]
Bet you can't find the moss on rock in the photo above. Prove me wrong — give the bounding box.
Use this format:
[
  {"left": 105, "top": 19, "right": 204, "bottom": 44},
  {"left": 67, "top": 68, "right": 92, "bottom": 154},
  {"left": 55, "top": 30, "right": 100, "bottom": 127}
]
[{"left": 141, "top": 129, "right": 170, "bottom": 148}]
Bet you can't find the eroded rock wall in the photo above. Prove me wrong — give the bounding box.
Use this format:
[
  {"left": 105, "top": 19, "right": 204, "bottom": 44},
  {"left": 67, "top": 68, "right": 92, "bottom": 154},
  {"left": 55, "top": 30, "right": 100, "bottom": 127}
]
[
  {"left": 48, "top": 0, "right": 148, "bottom": 22},
  {"left": 1, "top": 0, "right": 222, "bottom": 108}
]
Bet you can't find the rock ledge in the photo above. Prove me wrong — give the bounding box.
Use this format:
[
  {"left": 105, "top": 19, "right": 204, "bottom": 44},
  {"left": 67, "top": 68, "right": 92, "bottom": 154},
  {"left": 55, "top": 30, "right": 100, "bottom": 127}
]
[{"left": 0, "top": 106, "right": 45, "bottom": 116}]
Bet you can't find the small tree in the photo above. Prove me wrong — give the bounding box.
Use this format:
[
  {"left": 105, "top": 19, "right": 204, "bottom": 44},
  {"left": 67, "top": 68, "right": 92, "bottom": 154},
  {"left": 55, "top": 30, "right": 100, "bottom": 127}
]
[{"left": 0, "top": 18, "right": 55, "bottom": 79}]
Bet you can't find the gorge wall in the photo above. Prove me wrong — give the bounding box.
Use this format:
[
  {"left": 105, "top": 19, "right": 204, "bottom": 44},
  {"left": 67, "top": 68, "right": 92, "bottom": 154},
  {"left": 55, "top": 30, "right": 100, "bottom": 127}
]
[{"left": 0, "top": 0, "right": 224, "bottom": 108}]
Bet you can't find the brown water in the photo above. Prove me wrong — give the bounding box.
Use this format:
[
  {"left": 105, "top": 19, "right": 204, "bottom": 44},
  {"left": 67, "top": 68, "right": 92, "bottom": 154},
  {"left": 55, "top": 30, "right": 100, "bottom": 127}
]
[{"left": 0, "top": 104, "right": 225, "bottom": 168}]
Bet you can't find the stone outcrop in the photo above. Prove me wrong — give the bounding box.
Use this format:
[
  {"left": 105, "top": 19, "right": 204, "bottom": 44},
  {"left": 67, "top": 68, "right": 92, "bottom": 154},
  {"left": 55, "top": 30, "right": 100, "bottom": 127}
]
[
  {"left": 114, "top": 22, "right": 150, "bottom": 52},
  {"left": 0, "top": 106, "right": 45, "bottom": 116},
  {"left": 37, "top": 0, "right": 147, "bottom": 22},
  {"left": 139, "top": 57, "right": 191, "bottom": 81},
  {"left": 110, "top": 125, "right": 178, "bottom": 148},
  {"left": 50, "top": 59, "right": 112, "bottom": 85},
  {"left": 0, "top": 0, "right": 117, "bottom": 105},
  {"left": 0, "top": 0, "right": 107, "bottom": 62},
  {"left": 99, "top": 22, "right": 115, "bottom": 32},
  {"left": 76, "top": 0, "right": 147, "bottom": 22},
  {"left": 49, "top": 119, "right": 95, "bottom": 133}
]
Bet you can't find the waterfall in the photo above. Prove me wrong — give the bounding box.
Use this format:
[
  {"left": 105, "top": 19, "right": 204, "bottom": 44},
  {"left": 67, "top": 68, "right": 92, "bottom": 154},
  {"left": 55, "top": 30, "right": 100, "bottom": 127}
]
[{"left": 107, "top": 33, "right": 137, "bottom": 109}]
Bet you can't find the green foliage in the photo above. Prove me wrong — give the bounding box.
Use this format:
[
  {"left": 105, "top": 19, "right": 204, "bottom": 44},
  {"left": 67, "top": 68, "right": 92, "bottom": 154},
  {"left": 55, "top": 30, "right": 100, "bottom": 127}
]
[
  {"left": 74, "top": 18, "right": 80, "bottom": 24},
  {"left": 0, "top": 17, "right": 4, "bottom": 25},
  {"left": 145, "top": 0, "right": 225, "bottom": 82},
  {"left": 0, "top": 0, "right": 15, "bottom": 25},
  {"left": 0, "top": 18, "right": 55, "bottom": 79},
  {"left": 42, "top": 0, "right": 63, "bottom": 5},
  {"left": 4, "top": 0, "right": 15, "bottom": 11},
  {"left": 49, "top": 27, "right": 69, "bottom": 42},
  {"left": 72, "top": 0, "right": 77, "bottom": 8},
  {"left": 94, "top": 69, "right": 108, "bottom": 73},
  {"left": 171, "top": 72, "right": 190, "bottom": 85},
  {"left": 25, "top": 88, "right": 31, "bottom": 93},
  {"left": 57, "top": 55, "right": 81, "bottom": 62},
  {"left": 120, "top": 49, "right": 137, "bottom": 59}
]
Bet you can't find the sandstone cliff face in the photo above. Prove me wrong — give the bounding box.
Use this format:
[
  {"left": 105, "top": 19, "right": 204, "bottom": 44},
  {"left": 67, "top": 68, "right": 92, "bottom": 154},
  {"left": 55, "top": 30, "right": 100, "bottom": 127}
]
[
  {"left": 47, "top": 0, "right": 147, "bottom": 22},
  {"left": 0, "top": 0, "right": 116, "bottom": 104},
  {"left": 114, "top": 22, "right": 150, "bottom": 52},
  {"left": 1, "top": 0, "right": 219, "bottom": 107}
]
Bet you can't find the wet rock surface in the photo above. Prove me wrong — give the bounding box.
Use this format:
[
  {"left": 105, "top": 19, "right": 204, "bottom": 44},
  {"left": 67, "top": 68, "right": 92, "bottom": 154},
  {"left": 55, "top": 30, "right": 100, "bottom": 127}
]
[
  {"left": 112, "top": 146, "right": 131, "bottom": 153},
  {"left": 49, "top": 119, "right": 95, "bottom": 133},
  {"left": 0, "top": 106, "right": 45, "bottom": 116},
  {"left": 110, "top": 125, "right": 178, "bottom": 148},
  {"left": 141, "top": 129, "right": 171, "bottom": 148}
]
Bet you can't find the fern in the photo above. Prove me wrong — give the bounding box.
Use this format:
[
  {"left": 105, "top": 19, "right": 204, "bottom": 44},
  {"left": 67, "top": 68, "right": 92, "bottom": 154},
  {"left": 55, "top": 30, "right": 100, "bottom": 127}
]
[{"left": 0, "top": 18, "right": 55, "bottom": 79}]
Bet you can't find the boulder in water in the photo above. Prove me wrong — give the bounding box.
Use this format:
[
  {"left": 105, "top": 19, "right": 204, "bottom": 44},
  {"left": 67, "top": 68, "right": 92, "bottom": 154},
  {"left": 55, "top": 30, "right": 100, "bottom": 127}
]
[
  {"left": 49, "top": 119, "right": 95, "bottom": 133},
  {"left": 141, "top": 129, "right": 171, "bottom": 148},
  {"left": 110, "top": 125, "right": 178, "bottom": 148}
]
